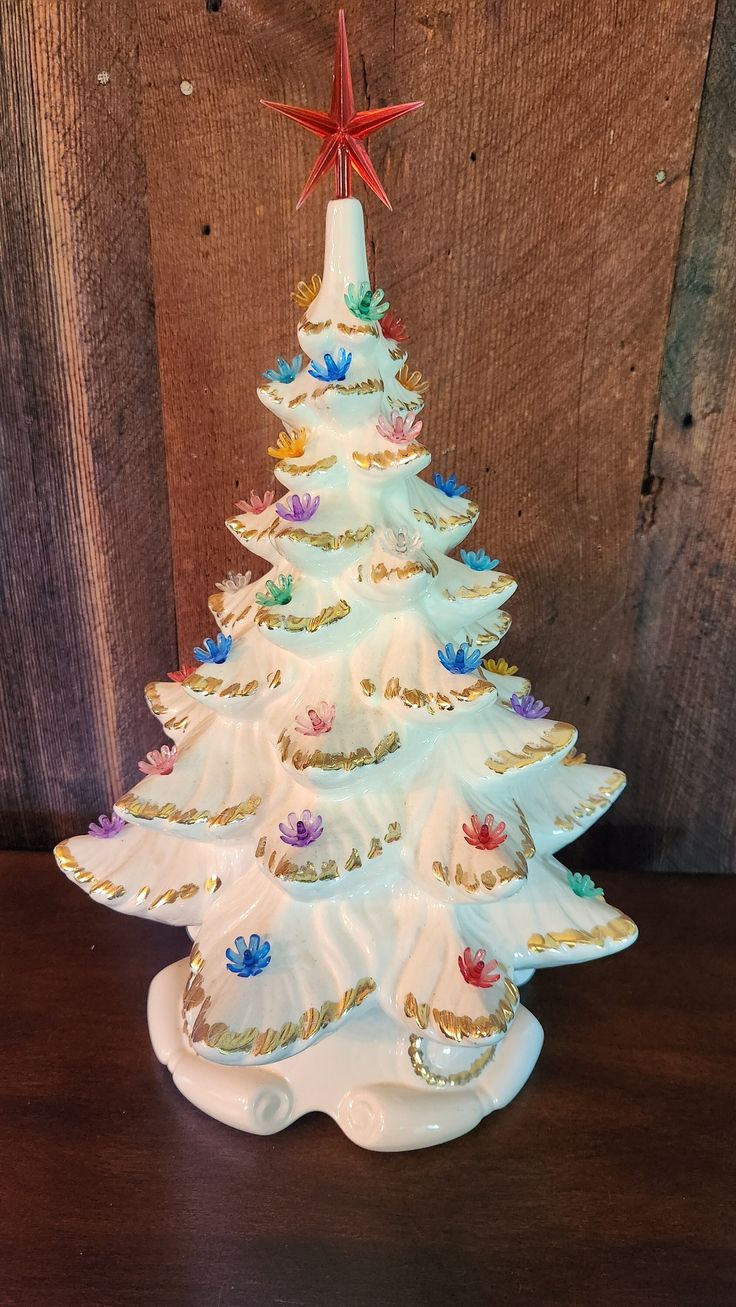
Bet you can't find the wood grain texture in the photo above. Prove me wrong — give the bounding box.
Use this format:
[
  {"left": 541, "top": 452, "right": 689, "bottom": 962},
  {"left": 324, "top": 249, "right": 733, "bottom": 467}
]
[
  {"left": 601, "top": 0, "right": 736, "bottom": 872},
  {"left": 0, "top": 2, "right": 177, "bottom": 848},
  {"left": 134, "top": 0, "right": 716, "bottom": 869},
  {"left": 2, "top": 851, "right": 735, "bottom": 1306}
]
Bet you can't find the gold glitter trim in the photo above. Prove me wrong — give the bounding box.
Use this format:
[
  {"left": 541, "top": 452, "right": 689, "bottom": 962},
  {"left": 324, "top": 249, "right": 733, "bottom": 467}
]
[
  {"left": 183, "top": 673, "right": 221, "bottom": 696},
  {"left": 226, "top": 518, "right": 259, "bottom": 544},
  {"left": 220, "top": 680, "right": 260, "bottom": 700},
  {"left": 218, "top": 606, "right": 253, "bottom": 632},
  {"left": 265, "top": 848, "right": 342, "bottom": 884},
  {"left": 260, "top": 823, "right": 401, "bottom": 883},
  {"left": 360, "top": 558, "right": 438, "bottom": 584},
  {"left": 515, "top": 802, "right": 536, "bottom": 860},
  {"left": 54, "top": 843, "right": 125, "bottom": 899},
  {"left": 562, "top": 748, "right": 587, "bottom": 766},
  {"left": 54, "top": 843, "right": 206, "bottom": 912},
  {"left": 337, "top": 320, "right": 379, "bottom": 336},
  {"left": 259, "top": 384, "right": 283, "bottom": 403},
  {"left": 528, "top": 915, "right": 637, "bottom": 954},
  {"left": 442, "top": 575, "right": 513, "bottom": 601},
  {"left": 149, "top": 883, "right": 198, "bottom": 911},
  {"left": 287, "top": 393, "right": 308, "bottom": 409},
  {"left": 311, "top": 378, "right": 383, "bottom": 399},
  {"left": 413, "top": 503, "right": 479, "bottom": 532},
  {"left": 144, "top": 693, "right": 191, "bottom": 732},
  {"left": 408, "top": 1035, "right": 495, "bottom": 1087},
  {"left": 144, "top": 682, "right": 168, "bottom": 717},
  {"left": 142, "top": 689, "right": 191, "bottom": 735},
  {"left": 395, "top": 362, "right": 429, "bottom": 394},
  {"left": 388, "top": 344, "right": 406, "bottom": 361},
  {"left": 291, "top": 275, "right": 321, "bottom": 308},
  {"left": 386, "top": 394, "right": 423, "bottom": 413},
  {"left": 204, "top": 876, "right": 222, "bottom": 894},
  {"left": 384, "top": 676, "right": 493, "bottom": 714},
  {"left": 277, "top": 523, "right": 373, "bottom": 552},
  {"left": 279, "top": 455, "right": 337, "bottom": 476},
  {"left": 287, "top": 730, "right": 400, "bottom": 773},
  {"left": 404, "top": 977, "right": 518, "bottom": 1043},
  {"left": 485, "top": 722, "right": 576, "bottom": 774},
  {"left": 266, "top": 852, "right": 344, "bottom": 883},
  {"left": 431, "top": 850, "right": 527, "bottom": 895},
  {"left": 352, "top": 442, "right": 429, "bottom": 471},
  {"left": 256, "top": 599, "right": 350, "bottom": 633},
  {"left": 188, "top": 976, "right": 377, "bottom": 1057},
  {"left": 183, "top": 970, "right": 205, "bottom": 1013},
  {"left": 299, "top": 317, "right": 331, "bottom": 333},
  {"left": 185, "top": 671, "right": 265, "bottom": 702},
  {"left": 90, "top": 879, "right": 126, "bottom": 900},
  {"left": 337, "top": 377, "right": 383, "bottom": 395},
  {"left": 361, "top": 679, "right": 376, "bottom": 696},
  {"left": 465, "top": 615, "right": 513, "bottom": 650},
  {"left": 164, "top": 713, "right": 190, "bottom": 732},
  {"left": 404, "top": 994, "right": 430, "bottom": 1028},
  {"left": 209, "top": 591, "right": 253, "bottom": 631},
  {"left": 115, "top": 793, "right": 261, "bottom": 827},
  {"left": 554, "top": 771, "right": 626, "bottom": 832}
]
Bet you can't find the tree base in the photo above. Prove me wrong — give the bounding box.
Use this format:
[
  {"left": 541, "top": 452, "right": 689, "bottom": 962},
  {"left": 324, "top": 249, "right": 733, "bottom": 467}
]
[{"left": 148, "top": 959, "right": 544, "bottom": 1151}]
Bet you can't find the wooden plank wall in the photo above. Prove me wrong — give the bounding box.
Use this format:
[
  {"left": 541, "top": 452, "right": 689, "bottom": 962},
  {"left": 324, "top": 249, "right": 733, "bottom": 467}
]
[
  {"left": 611, "top": 0, "right": 736, "bottom": 872},
  {"left": 0, "top": 1, "right": 177, "bottom": 849},
  {"left": 1, "top": 0, "right": 732, "bottom": 871}
]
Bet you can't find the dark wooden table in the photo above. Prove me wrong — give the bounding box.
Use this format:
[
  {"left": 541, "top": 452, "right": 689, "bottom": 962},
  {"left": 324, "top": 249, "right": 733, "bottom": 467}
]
[{"left": 1, "top": 854, "right": 734, "bottom": 1307}]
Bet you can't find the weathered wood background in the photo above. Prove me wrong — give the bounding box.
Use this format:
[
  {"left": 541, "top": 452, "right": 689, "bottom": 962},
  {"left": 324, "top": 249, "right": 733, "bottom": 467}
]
[{"left": 0, "top": 0, "right": 733, "bottom": 870}]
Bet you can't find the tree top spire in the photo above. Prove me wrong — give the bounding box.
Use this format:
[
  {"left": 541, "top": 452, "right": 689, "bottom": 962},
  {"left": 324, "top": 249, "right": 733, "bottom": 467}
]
[{"left": 261, "top": 9, "right": 423, "bottom": 211}]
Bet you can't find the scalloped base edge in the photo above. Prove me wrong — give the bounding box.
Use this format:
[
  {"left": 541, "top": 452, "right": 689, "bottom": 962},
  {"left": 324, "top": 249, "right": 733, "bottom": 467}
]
[{"left": 148, "top": 959, "right": 544, "bottom": 1151}]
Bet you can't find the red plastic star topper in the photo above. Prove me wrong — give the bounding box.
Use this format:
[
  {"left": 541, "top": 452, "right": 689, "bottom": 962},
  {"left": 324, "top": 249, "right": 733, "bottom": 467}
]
[{"left": 261, "top": 10, "right": 423, "bottom": 210}]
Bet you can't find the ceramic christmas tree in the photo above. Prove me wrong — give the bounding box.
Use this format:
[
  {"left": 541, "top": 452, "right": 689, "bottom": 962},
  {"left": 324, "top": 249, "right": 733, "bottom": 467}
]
[{"left": 54, "top": 12, "right": 637, "bottom": 1152}]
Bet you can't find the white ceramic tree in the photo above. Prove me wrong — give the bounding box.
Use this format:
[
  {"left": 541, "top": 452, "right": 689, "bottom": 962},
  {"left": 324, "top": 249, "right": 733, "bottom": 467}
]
[{"left": 55, "top": 197, "right": 637, "bottom": 1150}]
